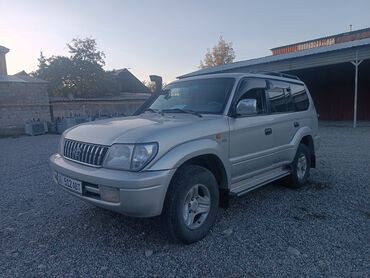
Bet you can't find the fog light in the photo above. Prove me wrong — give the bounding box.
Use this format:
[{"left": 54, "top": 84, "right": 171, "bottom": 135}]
[{"left": 99, "top": 186, "right": 120, "bottom": 203}]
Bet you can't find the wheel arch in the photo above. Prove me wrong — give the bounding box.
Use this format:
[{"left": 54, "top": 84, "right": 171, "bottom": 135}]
[
  {"left": 170, "top": 153, "right": 230, "bottom": 209},
  {"left": 300, "top": 135, "right": 316, "bottom": 168}
]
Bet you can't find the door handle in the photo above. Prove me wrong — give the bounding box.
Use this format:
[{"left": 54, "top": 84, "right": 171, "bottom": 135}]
[
  {"left": 264, "top": 128, "right": 272, "bottom": 135},
  {"left": 294, "top": 122, "right": 300, "bottom": 128}
]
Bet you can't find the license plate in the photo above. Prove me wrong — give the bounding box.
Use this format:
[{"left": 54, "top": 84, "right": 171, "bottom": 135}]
[{"left": 57, "top": 173, "right": 82, "bottom": 194}]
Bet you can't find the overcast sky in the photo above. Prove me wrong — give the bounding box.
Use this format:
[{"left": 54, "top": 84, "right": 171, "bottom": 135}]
[{"left": 1, "top": 0, "right": 370, "bottom": 82}]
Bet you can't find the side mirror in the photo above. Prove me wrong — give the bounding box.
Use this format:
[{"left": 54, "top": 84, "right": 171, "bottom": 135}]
[{"left": 236, "top": 99, "right": 257, "bottom": 116}]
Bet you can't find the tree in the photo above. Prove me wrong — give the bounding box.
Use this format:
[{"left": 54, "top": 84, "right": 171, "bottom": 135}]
[
  {"left": 199, "top": 36, "right": 236, "bottom": 69},
  {"left": 142, "top": 80, "right": 156, "bottom": 92},
  {"left": 33, "top": 38, "right": 119, "bottom": 97},
  {"left": 67, "top": 37, "right": 105, "bottom": 66},
  {"left": 35, "top": 55, "right": 76, "bottom": 96},
  {"left": 37, "top": 52, "right": 47, "bottom": 73}
]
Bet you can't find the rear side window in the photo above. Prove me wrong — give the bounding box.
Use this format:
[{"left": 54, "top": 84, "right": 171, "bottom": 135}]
[
  {"left": 266, "top": 80, "right": 309, "bottom": 113},
  {"left": 285, "top": 88, "right": 294, "bottom": 112},
  {"left": 267, "top": 88, "right": 286, "bottom": 113},
  {"left": 266, "top": 80, "right": 293, "bottom": 113},
  {"left": 290, "top": 84, "right": 309, "bottom": 111}
]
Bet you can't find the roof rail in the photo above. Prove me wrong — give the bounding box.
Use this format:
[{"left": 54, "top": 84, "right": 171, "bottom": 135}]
[{"left": 255, "top": 71, "right": 301, "bottom": 80}]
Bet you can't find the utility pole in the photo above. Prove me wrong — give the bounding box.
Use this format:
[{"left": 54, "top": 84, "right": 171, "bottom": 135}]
[{"left": 350, "top": 51, "right": 363, "bottom": 128}]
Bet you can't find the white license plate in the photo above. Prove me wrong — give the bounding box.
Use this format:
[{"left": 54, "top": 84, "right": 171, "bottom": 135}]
[{"left": 57, "top": 173, "right": 82, "bottom": 194}]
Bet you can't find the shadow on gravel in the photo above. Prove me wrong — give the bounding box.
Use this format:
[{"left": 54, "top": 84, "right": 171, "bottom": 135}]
[
  {"left": 293, "top": 206, "right": 331, "bottom": 221},
  {"left": 54, "top": 178, "right": 336, "bottom": 246},
  {"left": 360, "top": 210, "right": 370, "bottom": 219},
  {"left": 77, "top": 206, "right": 171, "bottom": 245},
  {"left": 305, "top": 179, "right": 332, "bottom": 191}
]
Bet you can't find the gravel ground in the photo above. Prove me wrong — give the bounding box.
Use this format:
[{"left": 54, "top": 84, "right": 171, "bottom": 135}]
[{"left": 1, "top": 125, "right": 369, "bottom": 277}]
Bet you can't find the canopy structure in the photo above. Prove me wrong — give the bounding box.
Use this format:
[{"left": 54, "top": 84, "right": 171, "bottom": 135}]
[{"left": 180, "top": 28, "right": 370, "bottom": 126}]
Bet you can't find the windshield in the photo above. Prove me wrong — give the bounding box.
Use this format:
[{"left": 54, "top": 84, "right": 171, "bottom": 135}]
[{"left": 148, "top": 78, "right": 235, "bottom": 114}]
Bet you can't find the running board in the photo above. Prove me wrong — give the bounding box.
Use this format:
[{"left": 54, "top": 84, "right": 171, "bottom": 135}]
[{"left": 230, "top": 168, "right": 290, "bottom": 197}]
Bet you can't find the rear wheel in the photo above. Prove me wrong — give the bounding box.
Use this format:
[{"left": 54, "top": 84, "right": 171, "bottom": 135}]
[
  {"left": 283, "top": 143, "right": 311, "bottom": 188},
  {"left": 162, "top": 165, "right": 219, "bottom": 244}
]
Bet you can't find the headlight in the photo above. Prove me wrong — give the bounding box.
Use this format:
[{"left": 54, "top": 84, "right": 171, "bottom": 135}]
[
  {"left": 103, "top": 143, "right": 158, "bottom": 171},
  {"left": 131, "top": 144, "right": 158, "bottom": 171}
]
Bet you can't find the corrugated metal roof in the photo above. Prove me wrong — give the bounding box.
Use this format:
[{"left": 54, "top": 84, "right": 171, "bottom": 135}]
[
  {"left": 270, "top": 27, "right": 370, "bottom": 51},
  {"left": 179, "top": 38, "right": 370, "bottom": 78}
]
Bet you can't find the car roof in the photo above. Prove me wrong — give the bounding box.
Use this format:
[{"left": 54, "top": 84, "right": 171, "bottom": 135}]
[{"left": 173, "top": 72, "right": 305, "bottom": 85}]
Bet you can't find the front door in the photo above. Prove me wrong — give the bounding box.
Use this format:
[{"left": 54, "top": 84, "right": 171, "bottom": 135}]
[{"left": 228, "top": 78, "right": 275, "bottom": 186}]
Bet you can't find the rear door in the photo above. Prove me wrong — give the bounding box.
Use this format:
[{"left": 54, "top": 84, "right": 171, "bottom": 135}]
[
  {"left": 266, "top": 80, "right": 297, "bottom": 164},
  {"left": 228, "top": 78, "right": 275, "bottom": 185}
]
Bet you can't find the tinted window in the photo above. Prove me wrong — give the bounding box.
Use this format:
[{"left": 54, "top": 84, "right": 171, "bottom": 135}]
[
  {"left": 237, "top": 79, "right": 267, "bottom": 115},
  {"left": 285, "top": 88, "right": 295, "bottom": 112},
  {"left": 150, "top": 78, "right": 235, "bottom": 114},
  {"left": 290, "top": 84, "right": 309, "bottom": 111},
  {"left": 267, "top": 88, "right": 286, "bottom": 113}
]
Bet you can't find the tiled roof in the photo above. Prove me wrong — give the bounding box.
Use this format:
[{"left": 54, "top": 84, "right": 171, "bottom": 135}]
[{"left": 0, "top": 71, "right": 47, "bottom": 83}]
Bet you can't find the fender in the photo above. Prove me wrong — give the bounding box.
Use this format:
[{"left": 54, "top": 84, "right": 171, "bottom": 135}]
[
  {"left": 291, "top": 126, "right": 314, "bottom": 151},
  {"left": 147, "top": 138, "right": 231, "bottom": 183},
  {"left": 291, "top": 126, "right": 313, "bottom": 146},
  {"left": 284, "top": 126, "right": 316, "bottom": 166}
]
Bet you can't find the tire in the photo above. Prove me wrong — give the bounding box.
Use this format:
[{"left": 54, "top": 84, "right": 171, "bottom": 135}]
[
  {"left": 282, "top": 143, "right": 311, "bottom": 188},
  {"left": 162, "top": 165, "right": 219, "bottom": 244}
]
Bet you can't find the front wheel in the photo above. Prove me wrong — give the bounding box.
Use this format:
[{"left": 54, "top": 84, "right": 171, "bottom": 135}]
[
  {"left": 162, "top": 165, "right": 219, "bottom": 244},
  {"left": 283, "top": 143, "right": 311, "bottom": 188}
]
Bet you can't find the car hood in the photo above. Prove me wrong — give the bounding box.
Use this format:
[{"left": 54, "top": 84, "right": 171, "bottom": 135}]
[{"left": 64, "top": 113, "right": 225, "bottom": 145}]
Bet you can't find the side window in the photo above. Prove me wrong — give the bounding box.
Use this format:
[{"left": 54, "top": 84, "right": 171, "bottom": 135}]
[
  {"left": 291, "top": 84, "right": 309, "bottom": 111},
  {"left": 267, "top": 87, "right": 286, "bottom": 113},
  {"left": 266, "top": 80, "right": 293, "bottom": 113},
  {"left": 267, "top": 80, "right": 297, "bottom": 113},
  {"left": 236, "top": 79, "right": 267, "bottom": 115},
  {"left": 285, "top": 88, "right": 295, "bottom": 112}
]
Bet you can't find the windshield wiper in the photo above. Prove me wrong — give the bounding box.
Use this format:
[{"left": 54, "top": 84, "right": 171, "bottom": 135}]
[
  {"left": 144, "top": 108, "right": 163, "bottom": 115},
  {"left": 161, "top": 108, "right": 202, "bottom": 117}
]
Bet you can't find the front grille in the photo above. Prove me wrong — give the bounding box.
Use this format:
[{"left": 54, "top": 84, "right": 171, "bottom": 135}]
[{"left": 63, "top": 139, "right": 109, "bottom": 166}]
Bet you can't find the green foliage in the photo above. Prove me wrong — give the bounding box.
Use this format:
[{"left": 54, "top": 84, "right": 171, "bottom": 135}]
[
  {"left": 67, "top": 38, "right": 106, "bottom": 66},
  {"left": 200, "top": 36, "right": 236, "bottom": 69},
  {"left": 33, "top": 38, "right": 119, "bottom": 97}
]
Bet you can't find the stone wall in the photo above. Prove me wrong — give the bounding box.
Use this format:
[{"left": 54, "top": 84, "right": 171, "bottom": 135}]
[{"left": 0, "top": 82, "right": 51, "bottom": 135}]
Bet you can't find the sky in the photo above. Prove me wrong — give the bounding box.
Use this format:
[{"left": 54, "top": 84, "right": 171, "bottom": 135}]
[{"left": 1, "top": 0, "right": 370, "bottom": 83}]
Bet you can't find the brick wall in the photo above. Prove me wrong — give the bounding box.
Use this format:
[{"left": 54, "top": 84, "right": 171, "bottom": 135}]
[
  {"left": 0, "top": 82, "right": 51, "bottom": 135},
  {"left": 50, "top": 99, "right": 146, "bottom": 119},
  {"left": 0, "top": 82, "right": 149, "bottom": 136}
]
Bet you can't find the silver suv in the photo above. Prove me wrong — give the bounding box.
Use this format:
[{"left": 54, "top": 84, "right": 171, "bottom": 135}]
[{"left": 50, "top": 72, "right": 319, "bottom": 243}]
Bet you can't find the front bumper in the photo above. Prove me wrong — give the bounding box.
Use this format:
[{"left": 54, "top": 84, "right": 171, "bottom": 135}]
[{"left": 50, "top": 154, "right": 175, "bottom": 217}]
